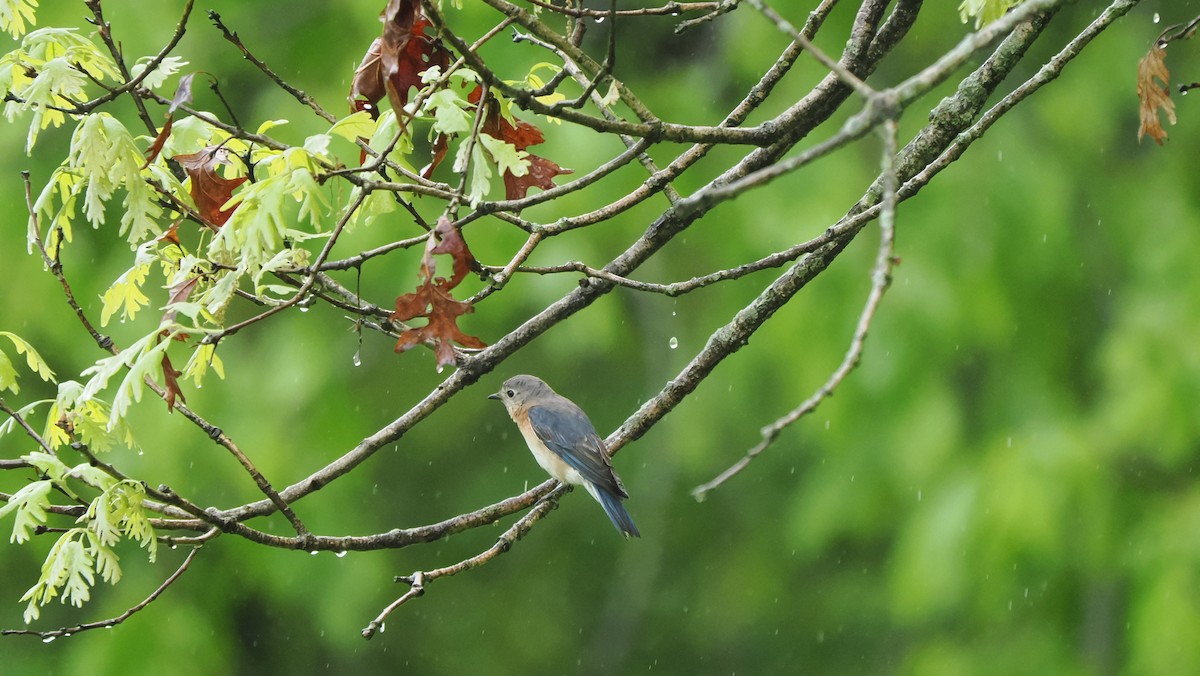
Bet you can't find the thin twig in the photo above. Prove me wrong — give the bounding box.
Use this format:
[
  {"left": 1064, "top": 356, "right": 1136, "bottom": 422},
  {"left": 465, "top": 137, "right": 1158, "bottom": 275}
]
[
  {"left": 0, "top": 398, "right": 56, "bottom": 456},
  {"left": 201, "top": 188, "right": 371, "bottom": 344},
  {"left": 524, "top": 0, "right": 720, "bottom": 19},
  {"left": 70, "top": 0, "right": 193, "bottom": 122},
  {"left": 746, "top": 0, "right": 874, "bottom": 96},
  {"left": 1, "top": 547, "right": 200, "bottom": 639},
  {"left": 207, "top": 10, "right": 337, "bottom": 123},
  {"left": 361, "top": 487, "right": 564, "bottom": 638},
  {"left": 23, "top": 172, "right": 113, "bottom": 352},
  {"left": 675, "top": 0, "right": 741, "bottom": 33},
  {"left": 692, "top": 117, "right": 900, "bottom": 498}
]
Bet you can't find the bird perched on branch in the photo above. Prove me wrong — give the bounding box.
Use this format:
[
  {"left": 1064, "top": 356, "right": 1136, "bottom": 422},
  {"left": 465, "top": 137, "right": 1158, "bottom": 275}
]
[{"left": 490, "top": 374, "right": 640, "bottom": 538}]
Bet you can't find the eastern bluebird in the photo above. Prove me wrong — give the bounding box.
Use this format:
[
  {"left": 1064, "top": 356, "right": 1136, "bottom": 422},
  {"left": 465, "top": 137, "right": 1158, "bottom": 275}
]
[{"left": 490, "top": 375, "right": 640, "bottom": 538}]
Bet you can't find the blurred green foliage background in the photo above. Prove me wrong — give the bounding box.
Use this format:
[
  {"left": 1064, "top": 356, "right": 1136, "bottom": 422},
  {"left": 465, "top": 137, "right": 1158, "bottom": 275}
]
[{"left": 1, "top": 0, "right": 1197, "bottom": 673}]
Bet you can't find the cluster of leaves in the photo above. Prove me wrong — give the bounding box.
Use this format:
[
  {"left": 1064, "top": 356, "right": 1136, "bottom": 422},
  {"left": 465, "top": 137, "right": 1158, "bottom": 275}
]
[
  {"left": 350, "top": 0, "right": 571, "bottom": 204},
  {"left": 0, "top": 0, "right": 579, "bottom": 624},
  {"left": 0, "top": 453, "right": 156, "bottom": 624},
  {"left": 0, "top": 337, "right": 149, "bottom": 624}
]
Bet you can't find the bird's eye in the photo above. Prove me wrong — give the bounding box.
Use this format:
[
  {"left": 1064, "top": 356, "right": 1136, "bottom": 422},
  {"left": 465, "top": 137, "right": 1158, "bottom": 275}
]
[{"left": 506, "top": 389, "right": 515, "bottom": 398}]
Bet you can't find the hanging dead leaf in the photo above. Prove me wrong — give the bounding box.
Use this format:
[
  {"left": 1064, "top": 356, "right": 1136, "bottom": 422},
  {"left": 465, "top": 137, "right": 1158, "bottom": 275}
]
[
  {"left": 174, "top": 147, "right": 247, "bottom": 227},
  {"left": 161, "top": 275, "right": 200, "bottom": 328},
  {"left": 160, "top": 351, "right": 186, "bottom": 412},
  {"left": 389, "top": 217, "right": 485, "bottom": 369},
  {"left": 1137, "top": 43, "right": 1176, "bottom": 145},
  {"left": 142, "top": 116, "right": 174, "bottom": 168},
  {"left": 349, "top": 0, "right": 450, "bottom": 115},
  {"left": 350, "top": 37, "right": 386, "bottom": 117}
]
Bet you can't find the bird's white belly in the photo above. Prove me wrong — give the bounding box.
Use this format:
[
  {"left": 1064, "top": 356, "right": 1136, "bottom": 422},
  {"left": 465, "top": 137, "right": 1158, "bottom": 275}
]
[{"left": 519, "top": 426, "right": 585, "bottom": 486}]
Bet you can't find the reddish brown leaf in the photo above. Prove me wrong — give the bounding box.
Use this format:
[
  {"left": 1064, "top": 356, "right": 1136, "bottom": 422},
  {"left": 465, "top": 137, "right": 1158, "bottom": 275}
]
[
  {"left": 391, "top": 283, "right": 486, "bottom": 364},
  {"left": 160, "top": 351, "right": 186, "bottom": 413},
  {"left": 349, "top": 0, "right": 450, "bottom": 115},
  {"left": 421, "top": 132, "right": 449, "bottom": 178},
  {"left": 350, "top": 37, "right": 385, "bottom": 118},
  {"left": 143, "top": 115, "right": 174, "bottom": 168},
  {"left": 383, "top": 11, "right": 450, "bottom": 112},
  {"left": 162, "top": 275, "right": 200, "bottom": 326},
  {"left": 143, "top": 74, "right": 200, "bottom": 169},
  {"left": 472, "top": 87, "right": 574, "bottom": 199},
  {"left": 389, "top": 216, "right": 485, "bottom": 369},
  {"left": 503, "top": 153, "right": 572, "bottom": 201},
  {"left": 1137, "top": 44, "right": 1176, "bottom": 145},
  {"left": 428, "top": 216, "right": 475, "bottom": 287},
  {"left": 157, "top": 221, "right": 182, "bottom": 247},
  {"left": 175, "top": 147, "right": 247, "bottom": 227}
]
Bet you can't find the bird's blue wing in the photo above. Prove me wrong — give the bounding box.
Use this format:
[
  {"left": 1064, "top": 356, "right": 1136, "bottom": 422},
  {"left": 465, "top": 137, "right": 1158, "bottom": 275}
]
[{"left": 527, "top": 404, "right": 628, "bottom": 498}]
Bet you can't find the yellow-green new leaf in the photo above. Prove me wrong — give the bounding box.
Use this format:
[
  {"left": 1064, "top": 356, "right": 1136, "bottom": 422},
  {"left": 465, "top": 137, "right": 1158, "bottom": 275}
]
[
  {"left": 100, "top": 263, "right": 151, "bottom": 326},
  {"left": 0, "top": 330, "right": 55, "bottom": 393},
  {"left": 958, "top": 0, "right": 1020, "bottom": 29},
  {"left": 0, "top": 0, "right": 38, "bottom": 39},
  {"left": 0, "top": 479, "right": 52, "bottom": 544},
  {"left": 329, "top": 110, "right": 376, "bottom": 142},
  {"left": 182, "top": 342, "right": 224, "bottom": 388}
]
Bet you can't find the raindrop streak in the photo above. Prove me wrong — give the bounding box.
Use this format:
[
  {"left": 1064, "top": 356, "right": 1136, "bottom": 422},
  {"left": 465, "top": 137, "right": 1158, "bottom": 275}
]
[{"left": 668, "top": 337, "right": 678, "bottom": 349}]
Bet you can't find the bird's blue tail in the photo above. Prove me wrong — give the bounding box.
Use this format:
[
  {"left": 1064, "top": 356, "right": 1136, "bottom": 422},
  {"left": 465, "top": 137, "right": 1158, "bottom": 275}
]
[{"left": 593, "top": 487, "right": 640, "bottom": 538}]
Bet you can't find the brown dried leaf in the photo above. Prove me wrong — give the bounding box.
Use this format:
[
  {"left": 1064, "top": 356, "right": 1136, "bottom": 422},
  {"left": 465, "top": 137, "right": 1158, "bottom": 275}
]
[
  {"left": 427, "top": 216, "right": 475, "bottom": 288},
  {"left": 389, "top": 216, "right": 485, "bottom": 369},
  {"left": 473, "top": 87, "right": 573, "bottom": 199},
  {"left": 1137, "top": 44, "right": 1177, "bottom": 145},
  {"left": 175, "top": 147, "right": 247, "bottom": 227},
  {"left": 162, "top": 275, "right": 200, "bottom": 327},
  {"left": 349, "top": 0, "right": 450, "bottom": 115},
  {"left": 350, "top": 37, "right": 385, "bottom": 117},
  {"left": 142, "top": 115, "right": 174, "bottom": 168},
  {"left": 421, "top": 132, "right": 449, "bottom": 178},
  {"left": 157, "top": 221, "right": 182, "bottom": 247},
  {"left": 503, "top": 153, "right": 572, "bottom": 201},
  {"left": 160, "top": 351, "right": 186, "bottom": 413}
]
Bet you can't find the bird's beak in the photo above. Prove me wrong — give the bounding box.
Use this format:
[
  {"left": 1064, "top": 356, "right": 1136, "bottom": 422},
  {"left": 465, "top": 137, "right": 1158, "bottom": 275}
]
[{"left": 488, "top": 392, "right": 500, "bottom": 400}]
